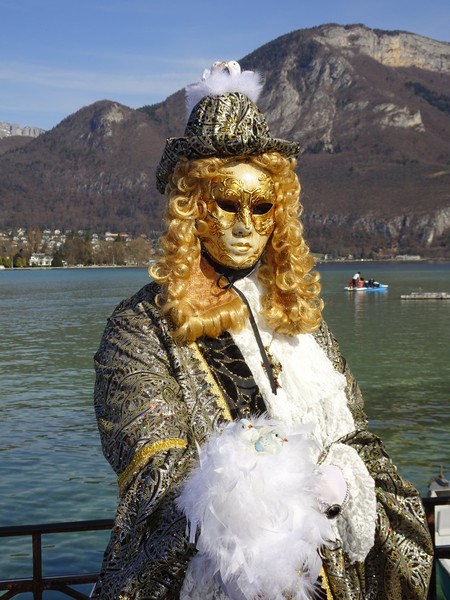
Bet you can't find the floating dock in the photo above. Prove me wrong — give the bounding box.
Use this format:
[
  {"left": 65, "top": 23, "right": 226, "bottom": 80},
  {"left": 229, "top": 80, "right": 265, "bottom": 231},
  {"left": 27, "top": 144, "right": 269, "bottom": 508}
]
[{"left": 400, "top": 292, "right": 450, "bottom": 300}]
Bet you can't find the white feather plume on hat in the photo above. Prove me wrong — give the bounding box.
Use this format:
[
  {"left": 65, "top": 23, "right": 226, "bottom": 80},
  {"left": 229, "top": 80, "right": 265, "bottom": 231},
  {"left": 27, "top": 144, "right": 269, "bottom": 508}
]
[
  {"left": 177, "top": 415, "right": 335, "bottom": 600},
  {"left": 185, "top": 60, "right": 263, "bottom": 116}
]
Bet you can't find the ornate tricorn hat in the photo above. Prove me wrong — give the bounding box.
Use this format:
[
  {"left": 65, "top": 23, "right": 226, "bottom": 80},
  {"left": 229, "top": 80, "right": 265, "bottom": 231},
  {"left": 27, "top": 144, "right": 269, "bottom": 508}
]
[{"left": 156, "top": 61, "right": 300, "bottom": 194}]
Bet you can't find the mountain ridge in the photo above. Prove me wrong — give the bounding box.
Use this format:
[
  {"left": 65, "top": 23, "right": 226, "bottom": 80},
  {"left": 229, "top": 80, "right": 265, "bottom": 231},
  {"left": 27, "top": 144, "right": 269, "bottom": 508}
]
[{"left": 1, "top": 23, "right": 449, "bottom": 258}]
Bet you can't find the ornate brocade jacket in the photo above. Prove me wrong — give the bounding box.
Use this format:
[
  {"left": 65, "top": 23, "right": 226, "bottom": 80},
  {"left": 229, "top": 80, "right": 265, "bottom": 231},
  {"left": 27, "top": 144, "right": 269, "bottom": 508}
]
[{"left": 92, "top": 281, "right": 433, "bottom": 600}]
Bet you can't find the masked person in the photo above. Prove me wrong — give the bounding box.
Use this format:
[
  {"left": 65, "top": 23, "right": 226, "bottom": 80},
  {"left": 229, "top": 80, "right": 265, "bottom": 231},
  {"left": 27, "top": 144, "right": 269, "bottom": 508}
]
[{"left": 92, "top": 62, "right": 433, "bottom": 600}]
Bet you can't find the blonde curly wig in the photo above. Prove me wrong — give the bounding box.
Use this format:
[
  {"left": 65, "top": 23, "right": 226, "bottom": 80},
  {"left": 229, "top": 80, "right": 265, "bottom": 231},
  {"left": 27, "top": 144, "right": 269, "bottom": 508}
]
[{"left": 150, "top": 152, "right": 323, "bottom": 342}]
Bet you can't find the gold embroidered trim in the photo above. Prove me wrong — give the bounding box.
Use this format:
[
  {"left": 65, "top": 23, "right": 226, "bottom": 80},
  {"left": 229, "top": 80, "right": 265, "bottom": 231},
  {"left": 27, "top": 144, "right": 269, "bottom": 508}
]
[
  {"left": 319, "top": 566, "right": 334, "bottom": 600},
  {"left": 118, "top": 438, "right": 187, "bottom": 495},
  {"left": 189, "top": 342, "right": 233, "bottom": 422}
]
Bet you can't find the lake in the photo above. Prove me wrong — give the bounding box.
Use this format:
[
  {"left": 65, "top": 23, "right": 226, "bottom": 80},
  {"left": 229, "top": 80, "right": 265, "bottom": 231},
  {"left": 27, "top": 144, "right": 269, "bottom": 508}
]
[{"left": 1, "top": 262, "right": 449, "bottom": 593}]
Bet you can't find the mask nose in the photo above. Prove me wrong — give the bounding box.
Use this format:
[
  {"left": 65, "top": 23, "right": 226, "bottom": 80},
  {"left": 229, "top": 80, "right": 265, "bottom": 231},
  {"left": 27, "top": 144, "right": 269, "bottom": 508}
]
[{"left": 236, "top": 205, "right": 252, "bottom": 230}]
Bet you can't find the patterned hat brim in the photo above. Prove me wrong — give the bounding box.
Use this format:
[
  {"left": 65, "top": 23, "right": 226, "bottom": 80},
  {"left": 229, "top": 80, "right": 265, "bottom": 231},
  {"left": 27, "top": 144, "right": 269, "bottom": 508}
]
[{"left": 156, "top": 134, "right": 300, "bottom": 194}]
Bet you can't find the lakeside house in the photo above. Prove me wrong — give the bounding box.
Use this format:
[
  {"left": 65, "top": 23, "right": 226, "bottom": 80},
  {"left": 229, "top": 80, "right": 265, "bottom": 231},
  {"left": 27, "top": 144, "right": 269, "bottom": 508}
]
[{"left": 29, "top": 253, "right": 53, "bottom": 267}]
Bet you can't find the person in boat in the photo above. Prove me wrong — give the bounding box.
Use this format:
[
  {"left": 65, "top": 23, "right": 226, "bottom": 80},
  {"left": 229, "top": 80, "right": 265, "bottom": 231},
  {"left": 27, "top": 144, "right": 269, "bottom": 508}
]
[
  {"left": 351, "top": 271, "right": 361, "bottom": 288},
  {"left": 92, "top": 61, "right": 433, "bottom": 600}
]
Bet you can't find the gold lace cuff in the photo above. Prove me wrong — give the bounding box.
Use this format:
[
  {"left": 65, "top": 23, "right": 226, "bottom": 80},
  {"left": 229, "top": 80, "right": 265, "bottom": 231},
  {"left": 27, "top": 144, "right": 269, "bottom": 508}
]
[{"left": 118, "top": 437, "right": 187, "bottom": 496}]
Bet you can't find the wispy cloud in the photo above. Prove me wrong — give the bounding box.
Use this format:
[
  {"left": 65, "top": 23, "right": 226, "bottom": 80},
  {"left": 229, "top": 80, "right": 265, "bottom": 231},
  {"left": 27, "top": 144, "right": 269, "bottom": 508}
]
[
  {"left": 0, "top": 59, "right": 204, "bottom": 97},
  {"left": 0, "top": 56, "right": 215, "bottom": 128}
]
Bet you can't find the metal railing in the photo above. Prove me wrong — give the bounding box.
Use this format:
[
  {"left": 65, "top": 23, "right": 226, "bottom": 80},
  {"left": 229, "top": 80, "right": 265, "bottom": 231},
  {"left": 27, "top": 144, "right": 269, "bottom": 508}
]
[
  {"left": 0, "top": 499, "right": 449, "bottom": 599},
  {"left": 0, "top": 519, "right": 113, "bottom": 599}
]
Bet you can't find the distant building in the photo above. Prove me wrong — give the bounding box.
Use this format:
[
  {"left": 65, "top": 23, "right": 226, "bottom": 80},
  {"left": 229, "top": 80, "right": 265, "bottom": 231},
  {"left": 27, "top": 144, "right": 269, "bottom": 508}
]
[
  {"left": 104, "top": 231, "right": 131, "bottom": 242},
  {"left": 29, "top": 253, "right": 53, "bottom": 267},
  {"left": 395, "top": 254, "right": 422, "bottom": 261}
]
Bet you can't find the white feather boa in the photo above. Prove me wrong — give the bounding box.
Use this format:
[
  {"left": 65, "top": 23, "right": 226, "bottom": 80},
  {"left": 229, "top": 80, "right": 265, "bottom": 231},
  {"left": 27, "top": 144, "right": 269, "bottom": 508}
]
[{"left": 177, "top": 416, "right": 335, "bottom": 600}]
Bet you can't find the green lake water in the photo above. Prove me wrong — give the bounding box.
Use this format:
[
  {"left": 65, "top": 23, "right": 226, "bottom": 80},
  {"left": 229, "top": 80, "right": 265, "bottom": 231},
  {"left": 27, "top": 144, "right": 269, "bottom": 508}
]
[{"left": 1, "top": 262, "right": 449, "bottom": 595}]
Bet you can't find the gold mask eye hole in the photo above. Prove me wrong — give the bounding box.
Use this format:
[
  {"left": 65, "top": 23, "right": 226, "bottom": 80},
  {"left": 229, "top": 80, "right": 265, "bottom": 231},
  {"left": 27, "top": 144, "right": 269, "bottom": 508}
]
[
  {"left": 216, "top": 199, "right": 239, "bottom": 213},
  {"left": 253, "top": 203, "right": 273, "bottom": 215}
]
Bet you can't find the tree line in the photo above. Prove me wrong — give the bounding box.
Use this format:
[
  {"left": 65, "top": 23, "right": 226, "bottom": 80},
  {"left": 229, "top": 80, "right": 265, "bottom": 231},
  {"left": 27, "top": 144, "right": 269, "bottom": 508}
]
[{"left": 0, "top": 230, "right": 160, "bottom": 268}]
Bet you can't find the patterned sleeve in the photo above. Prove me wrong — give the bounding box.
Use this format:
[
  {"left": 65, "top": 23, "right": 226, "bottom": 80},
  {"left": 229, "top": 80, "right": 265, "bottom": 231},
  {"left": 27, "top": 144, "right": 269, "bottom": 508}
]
[
  {"left": 92, "top": 287, "right": 197, "bottom": 599},
  {"left": 315, "top": 320, "right": 434, "bottom": 599}
]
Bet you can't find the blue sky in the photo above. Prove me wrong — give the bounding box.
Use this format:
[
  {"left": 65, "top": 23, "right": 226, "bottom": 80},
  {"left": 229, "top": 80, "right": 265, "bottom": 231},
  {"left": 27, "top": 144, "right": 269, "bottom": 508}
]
[{"left": 1, "top": 0, "right": 449, "bottom": 130}]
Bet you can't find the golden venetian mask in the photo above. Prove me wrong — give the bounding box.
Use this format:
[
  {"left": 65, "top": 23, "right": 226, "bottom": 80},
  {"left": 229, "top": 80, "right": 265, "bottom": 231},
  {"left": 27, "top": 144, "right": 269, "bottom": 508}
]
[{"left": 199, "top": 162, "right": 275, "bottom": 269}]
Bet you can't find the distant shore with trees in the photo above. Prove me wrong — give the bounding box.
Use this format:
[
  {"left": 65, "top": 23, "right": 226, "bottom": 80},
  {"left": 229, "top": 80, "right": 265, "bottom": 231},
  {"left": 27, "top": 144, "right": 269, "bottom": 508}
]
[{"left": 0, "top": 228, "right": 160, "bottom": 268}]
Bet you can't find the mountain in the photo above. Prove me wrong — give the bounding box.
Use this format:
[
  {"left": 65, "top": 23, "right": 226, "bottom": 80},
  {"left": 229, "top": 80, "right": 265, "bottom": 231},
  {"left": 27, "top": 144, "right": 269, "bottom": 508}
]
[
  {"left": 0, "top": 120, "right": 45, "bottom": 139},
  {"left": 0, "top": 23, "right": 449, "bottom": 258},
  {"left": 0, "top": 101, "right": 174, "bottom": 233},
  {"left": 244, "top": 25, "right": 450, "bottom": 257}
]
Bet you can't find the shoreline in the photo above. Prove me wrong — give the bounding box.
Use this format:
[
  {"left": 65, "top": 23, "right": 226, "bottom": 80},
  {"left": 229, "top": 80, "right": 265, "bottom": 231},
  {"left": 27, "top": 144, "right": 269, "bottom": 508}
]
[{"left": 2, "top": 257, "right": 450, "bottom": 272}]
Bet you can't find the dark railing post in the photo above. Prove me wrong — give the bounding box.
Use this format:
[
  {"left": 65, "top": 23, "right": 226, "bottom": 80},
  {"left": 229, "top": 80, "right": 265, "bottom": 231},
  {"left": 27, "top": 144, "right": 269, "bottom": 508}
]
[
  {"left": 0, "top": 519, "right": 114, "bottom": 599},
  {"left": 32, "top": 532, "right": 43, "bottom": 600}
]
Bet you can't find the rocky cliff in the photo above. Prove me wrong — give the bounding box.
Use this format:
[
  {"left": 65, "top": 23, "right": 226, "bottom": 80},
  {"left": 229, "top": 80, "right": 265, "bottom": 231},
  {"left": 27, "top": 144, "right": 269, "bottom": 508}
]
[
  {"left": 0, "top": 120, "right": 45, "bottom": 139},
  {"left": 319, "top": 24, "right": 450, "bottom": 72}
]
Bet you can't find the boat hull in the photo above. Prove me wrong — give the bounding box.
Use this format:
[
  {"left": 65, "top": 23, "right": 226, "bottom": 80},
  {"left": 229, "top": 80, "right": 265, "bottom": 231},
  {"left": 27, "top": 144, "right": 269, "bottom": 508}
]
[
  {"left": 429, "top": 472, "right": 450, "bottom": 600},
  {"left": 344, "top": 285, "right": 389, "bottom": 292}
]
